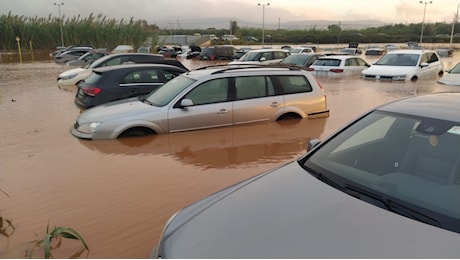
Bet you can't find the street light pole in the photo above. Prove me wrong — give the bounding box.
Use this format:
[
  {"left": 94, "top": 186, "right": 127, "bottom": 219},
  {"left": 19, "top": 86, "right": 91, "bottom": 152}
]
[
  {"left": 419, "top": 1, "right": 432, "bottom": 45},
  {"left": 54, "top": 2, "right": 65, "bottom": 47},
  {"left": 258, "top": 2, "right": 270, "bottom": 47}
]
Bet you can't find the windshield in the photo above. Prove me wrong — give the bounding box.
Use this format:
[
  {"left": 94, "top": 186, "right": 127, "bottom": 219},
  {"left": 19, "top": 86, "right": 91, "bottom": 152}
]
[
  {"left": 281, "top": 55, "right": 308, "bottom": 65},
  {"left": 303, "top": 111, "right": 460, "bottom": 233},
  {"left": 450, "top": 62, "right": 460, "bottom": 74},
  {"left": 144, "top": 75, "right": 195, "bottom": 106},
  {"left": 375, "top": 53, "right": 419, "bottom": 66}
]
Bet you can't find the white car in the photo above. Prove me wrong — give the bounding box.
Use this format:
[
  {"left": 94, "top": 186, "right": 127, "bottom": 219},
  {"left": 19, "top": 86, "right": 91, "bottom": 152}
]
[
  {"left": 361, "top": 49, "right": 444, "bottom": 81},
  {"left": 307, "top": 55, "right": 370, "bottom": 77},
  {"left": 229, "top": 49, "right": 290, "bottom": 65},
  {"left": 437, "top": 61, "right": 460, "bottom": 86},
  {"left": 57, "top": 53, "right": 163, "bottom": 88}
]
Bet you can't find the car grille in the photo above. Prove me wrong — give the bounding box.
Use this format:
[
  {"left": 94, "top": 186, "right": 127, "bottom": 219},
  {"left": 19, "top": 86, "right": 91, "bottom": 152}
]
[{"left": 362, "top": 75, "right": 394, "bottom": 80}]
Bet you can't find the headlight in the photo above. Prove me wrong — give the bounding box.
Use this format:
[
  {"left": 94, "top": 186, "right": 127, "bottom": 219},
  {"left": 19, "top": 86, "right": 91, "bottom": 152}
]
[
  {"left": 77, "top": 122, "right": 101, "bottom": 134},
  {"left": 392, "top": 75, "right": 407, "bottom": 81},
  {"left": 61, "top": 74, "right": 78, "bottom": 80}
]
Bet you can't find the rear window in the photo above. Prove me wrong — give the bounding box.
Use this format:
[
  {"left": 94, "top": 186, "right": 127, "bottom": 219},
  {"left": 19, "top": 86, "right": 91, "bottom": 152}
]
[
  {"left": 277, "top": 75, "right": 313, "bottom": 94},
  {"left": 83, "top": 71, "right": 103, "bottom": 84},
  {"left": 314, "top": 59, "right": 341, "bottom": 67}
]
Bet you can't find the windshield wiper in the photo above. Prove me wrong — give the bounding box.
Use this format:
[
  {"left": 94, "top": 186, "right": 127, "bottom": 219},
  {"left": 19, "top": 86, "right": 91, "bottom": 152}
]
[{"left": 344, "top": 184, "right": 440, "bottom": 227}]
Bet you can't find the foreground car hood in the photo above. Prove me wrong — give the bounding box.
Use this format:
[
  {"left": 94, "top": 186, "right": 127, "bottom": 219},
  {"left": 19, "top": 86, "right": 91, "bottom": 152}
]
[
  {"left": 437, "top": 73, "right": 460, "bottom": 86},
  {"left": 78, "top": 97, "right": 157, "bottom": 123},
  {"left": 362, "top": 65, "right": 417, "bottom": 75},
  {"left": 160, "top": 161, "right": 460, "bottom": 258}
]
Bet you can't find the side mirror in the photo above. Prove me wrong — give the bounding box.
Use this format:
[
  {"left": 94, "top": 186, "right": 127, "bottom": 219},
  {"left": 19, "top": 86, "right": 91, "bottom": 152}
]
[
  {"left": 420, "top": 62, "right": 429, "bottom": 68},
  {"left": 259, "top": 57, "right": 266, "bottom": 62},
  {"left": 180, "top": 98, "right": 193, "bottom": 107},
  {"left": 307, "top": 139, "right": 321, "bottom": 152}
]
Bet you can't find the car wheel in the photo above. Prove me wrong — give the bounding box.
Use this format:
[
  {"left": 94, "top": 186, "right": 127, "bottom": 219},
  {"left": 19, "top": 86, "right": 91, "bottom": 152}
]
[
  {"left": 277, "top": 113, "right": 301, "bottom": 121},
  {"left": 118, "top": 127, "right": 155, "bottom": 138},
  {"left": 410, "top": 76, "right": 418, "bottom": 82},
  {"left": 438, "top": 70, "right": 444, "bottom": 77}
]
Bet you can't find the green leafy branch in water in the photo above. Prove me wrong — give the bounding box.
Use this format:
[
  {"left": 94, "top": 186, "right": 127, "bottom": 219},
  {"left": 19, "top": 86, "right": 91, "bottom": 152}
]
[
  {"left": 0, "top": 188, "right": 16, "bottom": 239},
  {"left": 27, "top": 224, "right": 89, "bottom": 259}
]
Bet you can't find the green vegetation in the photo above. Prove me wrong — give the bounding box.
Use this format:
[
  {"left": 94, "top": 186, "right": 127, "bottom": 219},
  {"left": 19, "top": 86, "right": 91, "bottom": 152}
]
[
  {"left": 27, "top": 224, "right": 89, "bottom": 259},
  {"left": 1, "top": 187, "right": 88, "bottom": 259},
  {"left": 1, "top": 12, "right": 459, "bottom": 51},
  {"left": 0, "top": 12, "right": 159, "bottom": 50}
]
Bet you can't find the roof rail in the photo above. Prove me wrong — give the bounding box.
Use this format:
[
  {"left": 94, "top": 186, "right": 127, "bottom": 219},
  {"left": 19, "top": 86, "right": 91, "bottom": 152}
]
[{"left": 193, "top": 63, "right": 304, "bottom": 74}]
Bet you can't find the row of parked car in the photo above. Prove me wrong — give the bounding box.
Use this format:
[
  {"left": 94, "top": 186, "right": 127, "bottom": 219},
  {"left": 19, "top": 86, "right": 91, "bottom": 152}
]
[
  {"left": 58, "top": 47, "right": 458, "bottom": 140},
  {"left": 54, "top": 48, "right": 460, "bottom": 258}
]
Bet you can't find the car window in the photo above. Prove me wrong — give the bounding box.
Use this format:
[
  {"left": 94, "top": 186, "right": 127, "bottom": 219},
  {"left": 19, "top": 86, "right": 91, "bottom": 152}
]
[
  {"left": 183, "top": 78, "right": 229, "bottom": 105},
  {"left": 104, "top": 57, "right": 124, "bottom": 66},
  {"left": 356, "top": 58, "right": 368, "bottom": 66},
  {"left": 304, "top": 111, "right": 460, "bottom": 232},
  {"left": 261, "top": 52, "right": 272, "bottom": 60},
  {"left": 314, "top": 59, "right": 341, "bottom": 67},
  {"left": 274, "top": 51, "right": 288, "bottom": 59},
  {"left": 334, "top": 116, "right": 396, "bottom": 153},
  {"left": 235, "top": 76, "right": 274, "bottom": 100},
  {"left": 82, "top": 71, "right": 102, "bottom": 84},
  {"left": 277, "top": 75, "right": 313, "bottom": 94},
  {"left": 121, "top": 69, "right": 161, "bottom": 84},
  {"left": 428, "top": 53, "right": 439, "bottom": 63},
  {"left": 345, "top": 58, "right": 359, "bottom": 66}
]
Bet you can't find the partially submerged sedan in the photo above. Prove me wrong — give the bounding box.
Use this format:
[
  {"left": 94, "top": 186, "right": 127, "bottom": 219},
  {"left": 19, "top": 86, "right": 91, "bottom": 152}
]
[{"left": 152, "top": 92, "right": 460, "bottom": 258}]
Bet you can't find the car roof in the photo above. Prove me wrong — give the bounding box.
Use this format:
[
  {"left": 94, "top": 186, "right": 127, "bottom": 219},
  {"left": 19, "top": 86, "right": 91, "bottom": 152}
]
[
  {"left": 247, "top": 49, "right": 289, "bottom": 53},
  {"left": 385, "top": 49, "right": 430, "bottom": 54},
  {"left": 183, "top": 65, "right": 307, "bottom": 80},
  {"left": 376, "top": 92, "right": 460, "bottom": 122},
  {"left": 92, "top": 63, "right": 187, "bottom": 73},
  {"left": 317, "top": 55, "right": 354, "bottom": 60}
]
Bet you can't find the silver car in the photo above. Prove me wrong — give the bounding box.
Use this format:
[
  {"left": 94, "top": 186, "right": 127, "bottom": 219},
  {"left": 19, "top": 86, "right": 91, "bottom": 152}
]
[
  {"left": 70, "top": 65, "right": 329, "bottom": 140},
  {"left": 152, "top": 92, "right": 460, "bottom": 258}
]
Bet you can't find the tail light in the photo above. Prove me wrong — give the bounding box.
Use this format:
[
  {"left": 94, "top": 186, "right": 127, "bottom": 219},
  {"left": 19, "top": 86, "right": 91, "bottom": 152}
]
[
  {"left": 314, "top": 78, "right": 324, "bottom": 90},
  {"left": 329, "top": 69, "right": 344, "bottom": 73},
  {"left": 306, "top": 68, "right": 314, "bottom": 71},
  {"left": 82, "top": 87, "right": 101, "bottom": 96},
  {"left": 211, "top": 54, "right": 216, "bottom": 60}
]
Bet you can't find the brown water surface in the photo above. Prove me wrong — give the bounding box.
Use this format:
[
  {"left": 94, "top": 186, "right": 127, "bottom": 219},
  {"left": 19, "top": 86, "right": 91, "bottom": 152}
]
[{"left": 1, "top": 52, "right": 459, "bottom": 258}]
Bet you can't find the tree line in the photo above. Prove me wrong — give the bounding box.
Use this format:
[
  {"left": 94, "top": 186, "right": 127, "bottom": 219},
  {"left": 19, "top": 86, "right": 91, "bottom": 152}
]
[{"left": 1, "top": 11, "right": 459, "bottom": 51}]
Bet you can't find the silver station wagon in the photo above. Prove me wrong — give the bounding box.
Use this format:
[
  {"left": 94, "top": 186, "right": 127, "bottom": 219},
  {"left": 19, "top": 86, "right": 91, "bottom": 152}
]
[{"left": 71, "top": 65, "right": 329, "bottom": 140}]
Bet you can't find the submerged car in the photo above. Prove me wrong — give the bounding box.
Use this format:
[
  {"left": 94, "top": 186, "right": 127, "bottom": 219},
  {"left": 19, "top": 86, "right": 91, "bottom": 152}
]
[
  {"left": 75, "top": 62, "right": 188, "bottom": 109},
  {"left": 361, "top": 49, "right": 444, "bottom": 81},
  {"left": 278, "top": 53, "right": 325, "bottom": 68},
  {"left": 152, "top": 92, "right": 460, "bottom": 258},
  {"left": 57, "top": 53, "right": 164, "bottom": 88},
  {"left": 230, "top": 49, "right": 290, "bottom": 65},
  {"left": 437, "top": 61, "right": 460, "bottom": 86},
  {"left": 70, "top": 65, "right": 329, "bottom": 140},
  {"left": 307, "top": 55, "right": 370, "bottom": 77},
  {"left": 66, "top": 49, "right": 110, "bottom": 67}
]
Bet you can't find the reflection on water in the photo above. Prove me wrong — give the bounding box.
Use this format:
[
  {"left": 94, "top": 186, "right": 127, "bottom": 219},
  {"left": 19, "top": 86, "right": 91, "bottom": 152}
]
[
  {"left": 81, "top": 118, "right": 326, "bottom": 169},
  {"left": 0, "top": 49, "right": 459, "bottom": 258}
]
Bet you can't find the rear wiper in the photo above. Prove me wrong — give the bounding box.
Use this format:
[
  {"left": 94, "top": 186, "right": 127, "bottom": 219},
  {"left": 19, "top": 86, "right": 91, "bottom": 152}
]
[{"left": 344, "top": 184, "right": 440, "bottom": 227}]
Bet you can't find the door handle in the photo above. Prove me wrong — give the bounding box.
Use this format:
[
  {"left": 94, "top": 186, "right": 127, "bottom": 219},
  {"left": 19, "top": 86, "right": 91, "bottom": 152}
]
[
  {"left": 270, "top": 102, "right": 279, "bottom": 108},
  {"left": 217, "top": 109, "right": 229, "bottom": 115}
]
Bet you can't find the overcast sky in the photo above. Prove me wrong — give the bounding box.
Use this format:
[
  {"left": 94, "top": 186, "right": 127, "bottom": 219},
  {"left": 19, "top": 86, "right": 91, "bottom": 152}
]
[{"left": 2, "top": 0, "right": 459, "bottom": 29}]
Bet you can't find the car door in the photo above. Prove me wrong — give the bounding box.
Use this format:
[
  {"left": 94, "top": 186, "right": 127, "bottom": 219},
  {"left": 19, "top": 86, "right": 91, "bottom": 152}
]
[
  {"left": 232, "top": 75, "right": 284, "bottom": 124},
  {"left": 420, "top": 52, "right": 442, "bottom": 79},
  {"left": 117, "top": 68, "right": 164, "bottom": 99},
  {"left": 167, "top": 78, "right": 233, "bottom": 132},
  {"left": 345, "top": 58, "right": 367, "bottom": 76}
]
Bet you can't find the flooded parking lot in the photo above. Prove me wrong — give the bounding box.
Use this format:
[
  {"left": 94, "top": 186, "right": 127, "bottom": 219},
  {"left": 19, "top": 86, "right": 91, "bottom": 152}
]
[{"left": 1, "top": 51, "right": 459, "bottom": 258}]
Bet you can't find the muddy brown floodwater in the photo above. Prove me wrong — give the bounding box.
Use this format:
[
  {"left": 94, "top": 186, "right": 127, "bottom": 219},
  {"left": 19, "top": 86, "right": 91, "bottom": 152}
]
[{"left": 1, "top": 51, "right": 459, "bottom": 258}]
